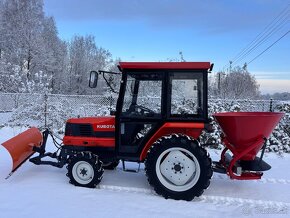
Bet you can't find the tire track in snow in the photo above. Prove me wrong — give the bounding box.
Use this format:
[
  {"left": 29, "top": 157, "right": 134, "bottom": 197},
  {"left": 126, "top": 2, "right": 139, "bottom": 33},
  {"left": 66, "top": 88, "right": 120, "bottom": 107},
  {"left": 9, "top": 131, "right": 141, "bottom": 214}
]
[
  {"left": 212, "top": 174, "right": 290, "bottom": 185},
  {"left": 99, "top": 185, "right": 154, "bottom": 195},
  {"left": 98, "top": 184, "right": 290, "bottom": 210},
  {"left": 258, "top": 178, "right": 290, "bottom": 185},
  {"left": 117, "top": 168, "right": 290, "bottom": 185},
  {"left": 199, "top": 195, "right": 289, "bottom": 212}
]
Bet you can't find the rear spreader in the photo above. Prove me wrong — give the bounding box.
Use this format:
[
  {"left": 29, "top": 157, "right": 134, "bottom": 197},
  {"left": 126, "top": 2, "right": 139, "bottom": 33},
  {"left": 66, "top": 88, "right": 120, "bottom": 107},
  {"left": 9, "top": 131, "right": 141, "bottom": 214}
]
[{"left": 1, "top": 62, "right": 284, "bottom": 201}]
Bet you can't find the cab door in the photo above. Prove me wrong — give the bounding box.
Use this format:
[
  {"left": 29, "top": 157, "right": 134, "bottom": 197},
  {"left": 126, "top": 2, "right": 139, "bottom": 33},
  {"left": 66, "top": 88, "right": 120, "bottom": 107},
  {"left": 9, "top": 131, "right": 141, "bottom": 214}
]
[{"left": 116, "top": 72, "right": 165, "bottom": 159}]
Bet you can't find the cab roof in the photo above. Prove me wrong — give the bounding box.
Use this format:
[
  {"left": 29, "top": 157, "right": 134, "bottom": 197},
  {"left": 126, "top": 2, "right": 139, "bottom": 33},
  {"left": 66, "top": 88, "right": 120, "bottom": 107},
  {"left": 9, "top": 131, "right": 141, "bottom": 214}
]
[{"left": 118, "top": 62, "right": 212, "bottom": 71}]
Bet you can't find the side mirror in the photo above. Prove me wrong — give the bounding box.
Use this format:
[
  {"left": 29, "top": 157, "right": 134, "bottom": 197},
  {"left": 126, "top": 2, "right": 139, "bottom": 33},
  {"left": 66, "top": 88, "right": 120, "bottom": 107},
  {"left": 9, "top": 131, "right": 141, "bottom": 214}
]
[{"left": 89, "top": 71, "right": 98, "bottom": 88}]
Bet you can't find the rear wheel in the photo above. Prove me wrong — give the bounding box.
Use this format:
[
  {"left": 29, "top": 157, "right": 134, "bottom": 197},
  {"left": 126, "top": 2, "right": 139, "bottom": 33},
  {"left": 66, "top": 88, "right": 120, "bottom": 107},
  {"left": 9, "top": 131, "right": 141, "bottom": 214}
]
[
  {"left": 145, "top": 134, "right": 212, "bottom": 200},
  {"left": 67, "top": 152, "right": 104, "bottom": 188}
]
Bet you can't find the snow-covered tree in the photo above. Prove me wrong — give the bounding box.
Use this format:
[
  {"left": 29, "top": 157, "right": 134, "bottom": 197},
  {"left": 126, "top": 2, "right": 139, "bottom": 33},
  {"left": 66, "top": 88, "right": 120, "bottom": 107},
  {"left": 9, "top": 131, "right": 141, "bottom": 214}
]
[
  {"left": 0, "top": 60, "right": 52, "bottom": 93},
  {"left": 0, "top": 0, "right": 67, "bottom": 93},
  {"left": 67, "top": 35, "right": 113, "bottom": 94},
  {"left": 0, "top": 0, "right": 44, "bottom": 71},
  {"left": 210, "top": 66, "right": 260, "bottom": 99},
  {"left": 41, "top": 17, "right": 67, "bottom": 93}
]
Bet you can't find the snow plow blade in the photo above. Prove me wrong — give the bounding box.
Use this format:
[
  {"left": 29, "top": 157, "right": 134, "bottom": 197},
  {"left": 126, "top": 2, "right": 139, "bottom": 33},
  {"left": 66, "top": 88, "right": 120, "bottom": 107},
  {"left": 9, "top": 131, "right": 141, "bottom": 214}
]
[{"left": 1, "top": 127, "right": 42, "bottom": 172}]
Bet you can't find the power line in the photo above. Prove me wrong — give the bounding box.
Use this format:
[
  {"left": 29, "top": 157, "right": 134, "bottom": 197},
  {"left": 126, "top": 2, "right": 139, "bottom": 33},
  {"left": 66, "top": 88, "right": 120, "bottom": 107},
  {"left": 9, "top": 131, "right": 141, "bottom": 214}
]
[
  {"left": 233, "top": 14, "right": 289, "bottom": 65},
  {"left": 231, "top": 4, "right": 289, "bottom": 64},
  {"left": 247, "top": 30, "right": 290, "bottom": 65},
  {"left": 224, "top": 4, "right": 290, "bottom": 70}
]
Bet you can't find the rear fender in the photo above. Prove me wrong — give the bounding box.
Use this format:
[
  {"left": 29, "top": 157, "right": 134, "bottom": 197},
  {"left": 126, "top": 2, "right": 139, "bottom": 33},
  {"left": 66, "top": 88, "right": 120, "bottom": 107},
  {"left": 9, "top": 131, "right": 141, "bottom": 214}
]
[{"left": 139, "top": 122, "right": 204, "bottom": 161}]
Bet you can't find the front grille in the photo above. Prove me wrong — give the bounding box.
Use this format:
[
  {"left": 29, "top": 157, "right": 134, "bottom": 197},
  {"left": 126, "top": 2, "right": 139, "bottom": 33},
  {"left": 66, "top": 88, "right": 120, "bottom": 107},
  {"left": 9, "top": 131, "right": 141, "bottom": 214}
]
[
  {"left": 65, "top": 123, "right": 93, "bottom": 137},
  {"left": 79, "top": 124, "right": 93, "bottom": 136}
]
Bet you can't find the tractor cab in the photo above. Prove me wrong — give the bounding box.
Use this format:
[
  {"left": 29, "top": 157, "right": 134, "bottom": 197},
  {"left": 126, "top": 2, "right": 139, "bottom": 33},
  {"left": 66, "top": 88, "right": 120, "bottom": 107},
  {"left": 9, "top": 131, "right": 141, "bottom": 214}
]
[
  {"left": 115, "top": 62, "right": 211, "bottom": 160},
  {"left": 89, "top": 62, "right": 212, "bottom": 161}
]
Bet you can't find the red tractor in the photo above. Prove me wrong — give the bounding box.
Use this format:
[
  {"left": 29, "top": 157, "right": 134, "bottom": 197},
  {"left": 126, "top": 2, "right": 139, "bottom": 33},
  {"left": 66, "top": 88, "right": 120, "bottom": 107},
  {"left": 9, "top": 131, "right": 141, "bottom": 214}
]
[{"left": 1, "top": 62, "right": 283, "bottom": 201}]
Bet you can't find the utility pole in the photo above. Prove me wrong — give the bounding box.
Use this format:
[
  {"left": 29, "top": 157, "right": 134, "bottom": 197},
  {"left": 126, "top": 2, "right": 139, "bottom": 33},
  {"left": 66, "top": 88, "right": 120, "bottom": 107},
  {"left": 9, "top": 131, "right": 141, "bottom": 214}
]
[
  {"left": 217, "top": 72, "right": 222, "bottom": 96},
  {"left": 217, "top": 71, "right": 226, "bottom": 97},
  {"left": 218, "top": 72, "right": 221, "bottom": 93},
  {"left": 229, "top": 61, "right": 233, "bottom": 73},
  {"left": 243, "top": 63, "right": 248, "bottom": 71}
]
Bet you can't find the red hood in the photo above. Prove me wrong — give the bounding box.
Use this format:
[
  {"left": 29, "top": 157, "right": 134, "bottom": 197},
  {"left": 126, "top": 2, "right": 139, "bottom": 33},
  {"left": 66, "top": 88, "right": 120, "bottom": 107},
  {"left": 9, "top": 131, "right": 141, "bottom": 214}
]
[{"left": 67, "top": 116, "right": 115, "bottom": 132}]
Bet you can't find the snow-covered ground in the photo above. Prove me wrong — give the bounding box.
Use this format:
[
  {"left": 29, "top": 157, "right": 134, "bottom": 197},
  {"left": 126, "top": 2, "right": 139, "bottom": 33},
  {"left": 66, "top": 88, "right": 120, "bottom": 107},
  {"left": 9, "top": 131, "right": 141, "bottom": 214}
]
[{"left": 0, "top": 126, "right": 290, "bottom": 218}]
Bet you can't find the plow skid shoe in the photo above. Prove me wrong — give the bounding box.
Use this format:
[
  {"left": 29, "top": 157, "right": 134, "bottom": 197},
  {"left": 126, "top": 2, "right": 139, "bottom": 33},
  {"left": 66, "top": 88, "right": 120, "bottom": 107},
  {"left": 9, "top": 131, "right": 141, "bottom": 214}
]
[{"left": 1, "top": 127, "right": 42, "bottom": 172}]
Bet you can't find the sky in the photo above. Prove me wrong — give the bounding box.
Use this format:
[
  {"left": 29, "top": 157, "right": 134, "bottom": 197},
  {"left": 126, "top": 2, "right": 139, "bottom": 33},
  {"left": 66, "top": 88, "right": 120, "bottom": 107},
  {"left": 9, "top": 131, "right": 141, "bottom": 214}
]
[{"left": 43, "top": 0, "right": 290, "bottom": 94}]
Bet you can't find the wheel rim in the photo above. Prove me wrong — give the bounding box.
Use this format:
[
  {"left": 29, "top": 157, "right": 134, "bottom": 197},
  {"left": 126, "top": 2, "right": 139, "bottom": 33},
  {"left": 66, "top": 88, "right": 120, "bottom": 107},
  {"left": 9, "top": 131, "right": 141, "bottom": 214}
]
[
  {"left": 156, "top": 147, "right": 201, "bottom": 192},
  {"left": 72, "top": 161, "right": 94, "bottom": 185}
]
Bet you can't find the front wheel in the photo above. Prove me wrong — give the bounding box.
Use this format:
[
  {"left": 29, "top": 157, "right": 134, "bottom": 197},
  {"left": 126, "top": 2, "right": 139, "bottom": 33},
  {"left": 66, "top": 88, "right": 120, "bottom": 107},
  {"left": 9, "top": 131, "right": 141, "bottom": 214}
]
[
  {"left": 67, "top": 152, "right": 104, "bottom": 188},
  {"left": 145, "top": 134, "right": 212, "bottom": 200}
]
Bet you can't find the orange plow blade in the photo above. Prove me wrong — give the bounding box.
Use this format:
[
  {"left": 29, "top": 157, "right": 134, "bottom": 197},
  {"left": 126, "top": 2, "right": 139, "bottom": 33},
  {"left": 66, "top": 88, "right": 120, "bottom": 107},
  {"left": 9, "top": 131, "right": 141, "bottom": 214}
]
[{"left": 1, "top": 127, "right": 43, "bottom": 172}]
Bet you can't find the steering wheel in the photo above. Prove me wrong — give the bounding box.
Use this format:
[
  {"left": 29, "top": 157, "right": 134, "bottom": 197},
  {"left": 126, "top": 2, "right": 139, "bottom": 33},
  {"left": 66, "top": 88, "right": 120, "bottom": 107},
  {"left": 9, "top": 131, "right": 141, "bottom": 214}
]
[{"left": 129, "top": 104, "right": 155, "bottom": 116}]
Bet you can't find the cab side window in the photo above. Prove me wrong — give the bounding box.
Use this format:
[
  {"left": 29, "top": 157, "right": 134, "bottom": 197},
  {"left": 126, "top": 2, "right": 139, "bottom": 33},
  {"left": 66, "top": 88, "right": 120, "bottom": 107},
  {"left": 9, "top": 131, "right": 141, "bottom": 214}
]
[
  {"left": 122, "top": 73, "right": 162, "bottom": 118},
  {"left": 170, "top": 72, "right": 204, "bottom": 117}
]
